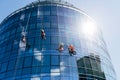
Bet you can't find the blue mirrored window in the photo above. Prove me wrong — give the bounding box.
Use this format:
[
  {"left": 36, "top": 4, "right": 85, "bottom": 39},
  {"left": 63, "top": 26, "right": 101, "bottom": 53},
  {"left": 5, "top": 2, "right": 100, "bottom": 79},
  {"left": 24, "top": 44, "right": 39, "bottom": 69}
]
[
  {"left": 41, "top": 66, "right": 50, "bottom": 73},
  {"left": 41, "top": 55, "right": 50, "bottom": 65},
  {"left": 0, "top": 62, "right": 8, "bottom": 72},
  {"left": 24, "top": 57, "right": 32, "bottom": 67},
  {"left": 51, "top": 56, "right": 59, "bottom": 65}
]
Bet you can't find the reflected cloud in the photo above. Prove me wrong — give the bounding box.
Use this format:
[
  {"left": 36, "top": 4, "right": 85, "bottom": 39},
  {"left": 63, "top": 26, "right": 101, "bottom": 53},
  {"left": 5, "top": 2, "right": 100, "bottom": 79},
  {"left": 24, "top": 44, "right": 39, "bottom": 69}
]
[
  {"left": 51, "top": 68, "right": 60, "bottom": 73},
  {"left": 33, "top": 48, "right": 42, "bottom": 61},
  {"left": 51, "top": 73, "right": 60, "bottom": 76},
  {"left": 31, "top": 75, "right": 41, "bottom": 80}
]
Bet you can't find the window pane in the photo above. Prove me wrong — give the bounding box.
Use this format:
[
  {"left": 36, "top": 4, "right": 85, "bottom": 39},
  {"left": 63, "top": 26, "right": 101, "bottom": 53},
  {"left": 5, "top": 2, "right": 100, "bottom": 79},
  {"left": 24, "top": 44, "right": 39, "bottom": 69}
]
[
  {"left": 51, "top": 6, "right": 57, "bottom": 15},
  {"left": 7, "top": 60, "right": 16, "bottom": 70},
  {"left": 16, "top": 69, "right": 22, "bottom": 76},
  {"left": 0, "top": 73, "right": 5, "bottom": 79},
  {"left": 51, "top": 36, "right": 59, "bottom": 44},
  {"left": 41, "top": 77, "right": 50, "bottom": 80},
  {"left": 86, "top": 69, "right": 93, "bottom": 75},
  {"left": 51, "top": 16, "right": 58, "bottom": 23},
  {"left": 77, "top": 58, "right": 85, "bottom": 67},
  {"left": 32, "top": 56, "right": 41, "bottom": 66},
  {"left": 22, "top": 68, "right": 31, "bottom": 75},
  {"left": 44, "top": 16, "right": 50, "bottom": 23},
  {"left": 24, "top": 57, "right": 32, "bottom": 67},
  {"left": 41, "top": 55, "right": 50, "bottom": 65},
  {"left": 69, "top": 57, "right": 76, "bottom": 67},
  {"left": 84, "top": 57, "right": 92, "bottom": 69},
  {"left": 41, "top": 66, "right": 50, "bottom": 73},
  {"left": 0, "top": 62, "right": 8, "bottom": 72},
  {"left": 51, "top": 66, "right": 60, "bottom": 73},
  {"left": 78, "top": 67, "right": 86, "bottom": 74},
  {"left": 61, "top": 67, "right": 70, "bottom": 73},
  {"left": 44, "top": 23, "right": 50, "bottom": 28},
  {"left": 51, "top": 56, "right": 59, "bottom": 65},
  {"left": 32, "top": 67, "right": 41, "bottom": 74},
  {"left": 29, "top": 24, "right": 36, "bottom": 30},
  {"left": 6, "top": 70, "right": 14, "bottom": 77},
  {"left": 44, "top": 6, "right": 50, "bottom": 15},
  {"left": 58, "top": 6, "right": 64, "bottom": 16},
  {"left": 90, "top": 58, "right": 98, "bottom": 71},
  {"left": 60, "top": 56, "right": 69, "bottom": 66},
  {"left": 17, "top": 58, "right": 24, "bottom": 69}
]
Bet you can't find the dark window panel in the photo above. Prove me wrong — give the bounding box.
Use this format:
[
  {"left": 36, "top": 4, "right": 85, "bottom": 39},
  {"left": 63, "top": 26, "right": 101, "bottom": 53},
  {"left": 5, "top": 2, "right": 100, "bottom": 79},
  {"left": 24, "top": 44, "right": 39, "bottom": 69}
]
[
  {"left": 51, "top": 16, "right": 58, "bottom": 23},
  {"left": 77, "top": 58, "right": 85, "bottom": 67},
  {"left": 29, "top": 24, "right": 36, "bottom": 30},
  {"left": 84, "top": 57, "right": 92, "bottom": 69},
  {"left": 44, "top": 22, "right": 50, "bottom": 28},
  {"left": 43, "top": 36, "right": 50, "bottom": 44},
  {"left": 43, "top": 6, "right": 50, "bottom": 15},
  {"left": 17, "top": 58, "right": 24, "bottom": 69},
  {"left": 90, "top": 58, "right": 98, "bottom": 71},
  {"left": 22, "top": 68, "right": 31, "bottom": 75},
  {"left": 41, "top": 66, "right": 50, "bottom": 73},
  {"left": 51, "top": 56, "right": 59, "bottom": 65},
  {"left": 24, "top": 56, "right": 32, "bottom": 67},
  {"left": 41, "top": 77, "right": 50, "bottom": 80},
  {"left": 32, "top": 56, "right": 41, "bottom": 67},
  {"left": 7, "top": 60, "right": 16, "bottom": 71},
  {"left": 32, "top": 67, "right": 41, "bottom": 74},
  {"left": 86, "top": 69, "right": 93, "bottom": 75},
  {"left": 16, "top": 69, "right": 22, "bottom": 76},
  {"left": 0, "top": 62, "right": 8, "bottom": 72},
  {"left": 6, "top": 70, "right": 14, "bottom": 78},
  {"left": 43, "top": 16, "right": 51, "bottom": 23},
  {"left": 51, "top": 6, "right": 57, "bottom": 15},
  {"left": 41, "top": 55, "right": 50, "bottom": 65},
  {"left": 78, "top": 67, "right": 86, "bottom": 74}
]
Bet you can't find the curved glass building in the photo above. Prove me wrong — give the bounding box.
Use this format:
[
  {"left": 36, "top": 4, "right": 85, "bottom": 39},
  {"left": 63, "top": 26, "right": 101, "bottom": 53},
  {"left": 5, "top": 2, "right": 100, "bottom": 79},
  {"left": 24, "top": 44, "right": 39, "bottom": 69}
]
[{"left": 0, "top": 0, "right": 116, "bottom": 80}]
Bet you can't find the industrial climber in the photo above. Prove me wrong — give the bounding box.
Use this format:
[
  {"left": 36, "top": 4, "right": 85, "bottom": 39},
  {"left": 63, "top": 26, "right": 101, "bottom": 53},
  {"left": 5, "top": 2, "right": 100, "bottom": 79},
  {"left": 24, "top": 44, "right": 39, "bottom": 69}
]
[
  {"left": 21, "top": 35, "right": 31, "bottom": 50},
  {"left": 21, "top": 35, "right": 26, "bottom": 43},
  {"left": 41, "top": 29, "right": 46, "bottom": 39},
  {"left": 68, "top": 44, "right": 76, "bottom": 56},
  {"left": 21, "top": 33, "right": 31, "bottom": 50},
  {"left": 58, "top": 42, "right": 64, "bottom": 52}
]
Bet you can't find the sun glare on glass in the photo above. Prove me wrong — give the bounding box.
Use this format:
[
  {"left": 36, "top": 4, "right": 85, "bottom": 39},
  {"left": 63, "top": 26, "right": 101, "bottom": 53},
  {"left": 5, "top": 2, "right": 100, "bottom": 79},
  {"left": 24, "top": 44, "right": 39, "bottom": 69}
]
[{"left": 82, "top": 19, "right": 97, "bottom": 37}]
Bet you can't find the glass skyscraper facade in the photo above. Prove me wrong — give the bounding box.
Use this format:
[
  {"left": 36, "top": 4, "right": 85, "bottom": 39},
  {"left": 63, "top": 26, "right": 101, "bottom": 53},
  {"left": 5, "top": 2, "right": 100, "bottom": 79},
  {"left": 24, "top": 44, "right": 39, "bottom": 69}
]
[{"left": 0, "top": 0, "right": 116, "bottom": 80}]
